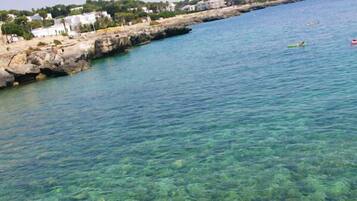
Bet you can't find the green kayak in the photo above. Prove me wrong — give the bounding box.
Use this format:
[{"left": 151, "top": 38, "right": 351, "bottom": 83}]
[
  {"left": 288, "top": 41, "right": 306, "bottom": 48},
  {"left": 288, "top": 44, "right": 305, "bottom": 48}
]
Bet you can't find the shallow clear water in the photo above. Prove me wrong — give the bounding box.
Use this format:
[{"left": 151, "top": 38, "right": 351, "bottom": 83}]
[{"left": 1, "top": 0, "right": 357, "bottom": 200}]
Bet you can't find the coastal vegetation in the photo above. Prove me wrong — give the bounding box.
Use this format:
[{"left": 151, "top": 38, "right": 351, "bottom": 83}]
[
  {"left": 1, "top": 19, "right": 33, "bottom": 40},
  {"left": 53, "top": 39, "right": 62, "bottom": 46},
  {"left": 0, "top": 0, "right": 299, "bottom": 89},
  {"left": 0, "top": 0, "right": 182, "bottom": 37},
  {"left": 0, "top": 0, "right": 272, "bottom": 39}
]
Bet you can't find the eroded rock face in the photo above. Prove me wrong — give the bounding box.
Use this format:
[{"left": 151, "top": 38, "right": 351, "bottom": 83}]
[
  {"left": 0, "top": 67, "right": 15, "bottom": 88},
  {"left": 94, "top": 26, "right": 191, "bottom": 57},
  {"left": 202, "top": 16, "right": 225, "bottom": 22},
  {"left": 6, "top": 64, "right": 40, "bottom": 75},
  {"left": 130, "top": 32, "right": 152, "bottom": 46},
  {"left": 8, "top": 53, "right": 27, "bottom": 66},
  {"left": 5, "top": 64, "right": 40, "bottom": 83},
  {"left": 163, "top": 26, "right": 192, "bottom": 37},
  {"left": 28, "top": 50, "right": 88, "bottom": 76},
  {"left": 0, "top": 26, "right": 191, "bottom": 89},
  {"left": 94, "top": 35, "right": 131, "bottom": 57},
  {"left": 41, "top": 59, "right": 89, "bottom": 75}
]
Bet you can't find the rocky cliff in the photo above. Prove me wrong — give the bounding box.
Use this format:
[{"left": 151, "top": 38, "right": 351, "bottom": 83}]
[
  {"left": 0, "top": 0, "right": 301, "bottom": 89},
  {"left": 0, "top": 26, "right": 191, "bottom": 89}
]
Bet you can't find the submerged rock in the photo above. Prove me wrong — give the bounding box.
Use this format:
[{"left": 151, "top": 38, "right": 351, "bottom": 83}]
[
  {"left": 35, "top": 73, "right": 47, "bottom": 81},
  {"left": 173, "top": 159, "right": 184, "bottom": 168}
]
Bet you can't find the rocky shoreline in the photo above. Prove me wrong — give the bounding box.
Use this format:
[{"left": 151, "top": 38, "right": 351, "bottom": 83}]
[{"left": 0, "top": 0, "right": 301, "bottom": 89}]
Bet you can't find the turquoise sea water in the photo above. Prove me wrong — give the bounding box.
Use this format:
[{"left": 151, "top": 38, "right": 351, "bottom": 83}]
[{"left": 1, "top": 0, "right": 357, "bottom": 200}]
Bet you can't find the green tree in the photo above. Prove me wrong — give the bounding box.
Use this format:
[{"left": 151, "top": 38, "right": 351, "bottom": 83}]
[
  {"left": 83, "top": 3, "right": 101, "bottom": 12},
  {"left": 38, "top": 10, "right": 48, "bottom": 20},
  {"left": 43, "top": 19, "right": 54, "bottom": 27},
  {"left": 14, "top": 16, "right": 28, "bottom": 26},
  {"left": 70, "top": 9, "right": 82, "bottom": 16},
  {"left": 29, "top": 20, "right": 42, "bottom": 29},
  {"left": 0, "top": 11, "right": 9, "bottom": 22},
  {"left": 115, "top": 12, "right": 137, "bottom": 25},
  {"left": 1, "top": 22, "right": 33, "bottom": 40}
]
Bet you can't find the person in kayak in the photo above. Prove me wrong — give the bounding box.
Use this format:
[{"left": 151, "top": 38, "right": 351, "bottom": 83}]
[
  {"left": 288, "top": 41, "right": 306, "bottom": 48},
  {"left": 298, "top": 41, "right": 305, "bottom": 47}
]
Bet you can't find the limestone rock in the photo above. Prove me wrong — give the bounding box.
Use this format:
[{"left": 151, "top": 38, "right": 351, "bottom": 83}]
[
  {"left": 8, "top": 53, "right": 27, "bottom": 66},
  {"left": 94, "top": 26, "right": 191, "bottom": 57},
  {"left": 5, "top": 64, "right": 41, "bottom": 83},
  {"left": 41, "top": 59, "right": 89, "bottom": 76},
  {"left": 130, "top": 32, "right": 152, "bottom": 46},
  {"left": 36, "top": 73, "right": 47, "bottom": 81},
  {"left": 94, "top": 36, "right": 131, "bottom": 57},
  {"left": 0, "top": 67, "right": 15, "bottom": 88},
  {"left": 164, "top": 26, "right": 192, "bottom": 37},
  {"left": 6, "top": 64, "right": 40, "bottom": 75}
]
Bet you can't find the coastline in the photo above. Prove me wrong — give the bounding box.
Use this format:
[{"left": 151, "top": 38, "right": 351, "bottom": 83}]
[{"left": 0, "top": 0, "right": 302, "bottom": 89}]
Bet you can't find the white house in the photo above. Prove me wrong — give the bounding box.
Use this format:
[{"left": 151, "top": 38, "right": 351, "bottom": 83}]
[
  {"left": 128, "top": 8, "right": 138, "bottom": 12},
  {"left": 27, "top": 13, "right": 52, "bottom": 22},
  {"left": 99, "top": 11, "right": 111, "bottom": 19},
  {"left": 181, "top": 5, "right": 196, "bottom": 12},
  {"left": 27, "top": 14, "right": 43, "bottom": 22},
  {"left": 206, "top": 0, "right": 226, "bottom": 9},
  {"left": 31, "top": 11, "right": 112, "bottom": 37},
  {"left": 70, "top": 7, "right": 83, "bottom": 12},
  {"left": 141, "top": 7, "right": 153, "bottom": 14},
  {"left": 195, "top": 0, "right": 225, "bottom": 11},
  {"left": 7, "top": 14, "right": 16, "bottom": 21},
  {"left": 31, "top": 24, "right": 68, "bottom": 37},
  {"left": 196, "top": 1, "right": 209, "bottom": 11},
  {"left": 166, "top": 3, "right": 176, "bottom": 12},
  {"left": 64, "top": 13, "right": 96, "bottom": 30},
  {"left": 54, "top": 11, "right": 111, "bottom": 31},
  {"left": 46, "top": 13, "right": 53, "bottom": 20}
]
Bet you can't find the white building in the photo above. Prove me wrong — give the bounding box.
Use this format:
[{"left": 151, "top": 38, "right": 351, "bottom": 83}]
[
  {"left": 27, "top": 14, "right": 43, "bottom": 22},
  {"left": 195, "top": 0, "right": 225, "bottom": 11},
  {"left": 7, "top": 14, "right": 16, "bottom": 21},
  {"left": 141, "top": 7, "right": 153, "bottom": 14},
  {"left": 31, "top": 11, "right": 112, "bottom": 37},
  {"left": 31, "top": 24, "right": 69, "bottom": 37},
  {"left": 99, "top": 11, "right": 111, "bottom": 19},
  {"left": 196, "top": 1, "right": 209, "bottom": 11},
  {"left": 70, "top": 7, "right": 83, "bottom": 12},
  {"left": 166, "top": 3, "right": 176, "bottom": 12},
  {"left": 46, "top": 13, "right": 53, "bottom": 20},
  {"left": 64, "top": 13, "right": 96, "bottom": 31},
  {"left": 206, "top": 0, "right": 226, "bottom": 9},
  {"left": 128, "top": 8, "right": 138, "bottom": 12},
  {"left": 27, "top": 13, "right": 52, "bottom": 22},
  {"left": 54, "top": 11, "right": 111, "bottom": 31},
  {"left": 181, "top": 5, "right": 196, "bottom": 12}
]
